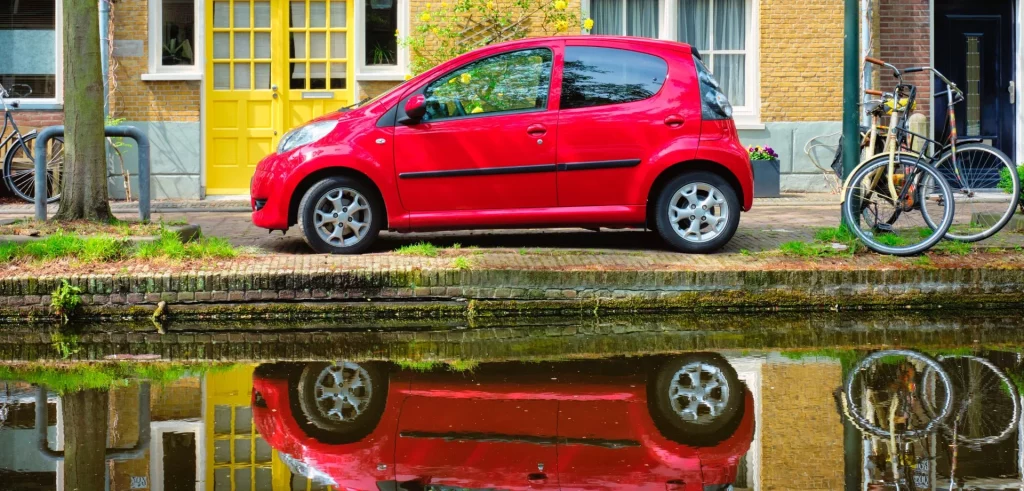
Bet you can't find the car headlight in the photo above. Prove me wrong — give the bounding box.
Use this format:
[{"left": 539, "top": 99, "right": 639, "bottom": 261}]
[
  {"left": 278, "top": 452, "right": 337, "bottom": 486},
  {"left": 278, "top": 120, "right": 338, "bottom": 154}
]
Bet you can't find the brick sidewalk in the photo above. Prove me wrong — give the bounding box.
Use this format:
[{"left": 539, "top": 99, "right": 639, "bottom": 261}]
[{"left": 3, "top": 193, "right": 1024, "bottom": 254}]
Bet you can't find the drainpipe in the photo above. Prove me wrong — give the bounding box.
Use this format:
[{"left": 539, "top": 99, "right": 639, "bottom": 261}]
[
  {"left": 841, "top": 0, "right": 861, "bottom": 221},
  {"left": 860, "top": 0, "right": 872, "bottom": 127},
  {"left": 99, "top": 0, "right": 111, "bottom": 116}
]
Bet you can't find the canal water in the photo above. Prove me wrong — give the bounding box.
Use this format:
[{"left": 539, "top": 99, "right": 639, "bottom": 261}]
[{"left": 2, "top": 311, "right": 1024, "bottom": 490}]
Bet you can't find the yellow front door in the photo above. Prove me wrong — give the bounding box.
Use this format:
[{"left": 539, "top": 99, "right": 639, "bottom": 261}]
[{"left": 206, "top": 0, "right": 355, "bottom": 195}]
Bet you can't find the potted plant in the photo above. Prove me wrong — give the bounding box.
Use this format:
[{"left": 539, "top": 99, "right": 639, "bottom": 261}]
[{"left": 749, "top": 145, "right": 780, "bottom": 198}]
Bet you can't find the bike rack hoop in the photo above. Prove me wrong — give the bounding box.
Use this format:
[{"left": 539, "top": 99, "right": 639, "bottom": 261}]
[{"left": 33, "top": 125, "right": 151, "bottom": 221}]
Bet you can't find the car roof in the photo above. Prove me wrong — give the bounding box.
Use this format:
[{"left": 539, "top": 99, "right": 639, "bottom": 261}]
[{"left": 486, "top": 35, "right": 693, "bottom": 55}]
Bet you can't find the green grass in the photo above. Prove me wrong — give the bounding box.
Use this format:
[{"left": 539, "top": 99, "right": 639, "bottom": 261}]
[
  {"left": 452, "top": 257, "right": 471, "bottom": 270},
  {"left": 874, "top": 233, "right": 909, "bottom": 248},
  {"left": 51, "top": 280, "right": 83, "bottom": 321},
  {"left": 0, "top": 361, "right": 236, "bottom": 394},
  {"left": 779, "top": 226, "right": 860, "bottom": 258},
  {"left": 934, "top": 240, "right": 972, "bottom": 256},
  {"left": 395, "top": 359, "right": 480, "bottom": 372},
  {"left": 1, "top": 228, "right": 239, "bottom": 264},
  {"left": 813, "top": 225, "right": 858, "bottom": 244},
  {"left": 394, "top": 241, "right": 439, "bottom": 257},
  {"left": 911, "top": 255, "right": 933, "bottom": 267}
]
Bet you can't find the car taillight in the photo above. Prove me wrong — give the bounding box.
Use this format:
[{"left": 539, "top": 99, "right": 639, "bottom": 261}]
[{"left": 694, "top": 54, "right": 733, "bottom": 120}]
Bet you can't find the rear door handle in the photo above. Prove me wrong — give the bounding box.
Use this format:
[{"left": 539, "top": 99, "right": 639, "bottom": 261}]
[
  {"left": 527, "top": 472, "right": 548, "bottom": 484},
  {"left": 664, "top": 115, "right": 684, "bottom": 127},
  {"left": 527, "top": 124, "right": 547, "bottom": 136}
]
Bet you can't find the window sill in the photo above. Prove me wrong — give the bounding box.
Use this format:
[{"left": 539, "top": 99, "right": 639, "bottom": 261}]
[
  {"left": 355, "top": 72, "right": 408, "bottom": 82},
  {"left": 6, "top": 102, "right": 63, "bottom": 110},
  {"left": 141, "top": 72, "right": 202, "bottom": 81}
]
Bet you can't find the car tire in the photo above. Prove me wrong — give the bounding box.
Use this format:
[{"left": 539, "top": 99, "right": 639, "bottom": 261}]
[
  {"left": 654, "top": 171, "right": 741, "bottom": 253},
  {"left": 295, "top": 361, "right": 389, "bottom": 444},
  {"left": 298, "top": 176, "right": 383, "bottom": 254},
  {"left": 647, "top": 353, "right": 746, "bottom": 447}
]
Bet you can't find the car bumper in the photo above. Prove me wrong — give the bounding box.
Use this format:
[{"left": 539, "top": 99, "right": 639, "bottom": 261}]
[{"left": 250, "top": 153, "right": 290, "bottom": 231}]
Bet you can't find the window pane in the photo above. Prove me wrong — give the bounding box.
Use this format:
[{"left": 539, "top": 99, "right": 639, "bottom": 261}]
[
  {"left": 234, "top": 32, "right": 251, "bottom": 59},
  {"left": 561, "top": 47, "right": 668, "bottom": 109},
  {"left": 255, "top": 32, "right": 271, "bottom": 58},
  {"left": 161, "top": 0, "right": 195, "bottom": 66},
  {"left": 715, "top": 53, "right": 745, "bottom": 105},
  {"left": 214, "top": 63, "right": 230, "bottom": 89},
  {"left": 310, "top": 62, "right": 327, "bottom": 89},
  {"left": 291, "top": 32, "right": 307, "bottom": 58},
  {"left": 626, "top": 0, "right": 659, "bottom": 38},
  {"left": 331, "top": 33, "right": 347, "bottom": 59},
  {"left": 290, "top": 63, "right": 306, "bottom": 89},
  {"left": 0, "top": 0, "right": 57, "bottom": 98},
  {"left": 213, "top": 439, "right": 231, "bottom": 463},
  {"left": 235, "top": 63, "right": 252, "bottom": 89},
  {"left": 310, "top": 32, "right": 327, "bottom": 58},
  {"left": 310, "top": 0, "right": 327, "bottom": 27},
  {"left": 255, "top": 63, "right": 271, "bottom": 88},
  {"left": 290, "top": 1, "right": 306, "bottom": 28},
  {"left": 713, "top": 0, "right": 745, "bottom": 50},
  {"left": 590, "top": 0, "right": 622, "bottom": 35},
  {"left": 213, "top": 1, "right": 230, "bottom": 27},
  {"left": 163, "top": 432, "right": 197, "bottom": 491},
  {"left": 331, "top": 1, "right": 348, "bottom": 27},
  {"left": 364, "top": 0, "right": 398, "bottom": 65},
  {"left": 329, "top": 62, "right": 347, "bottom": 88},
  {"left": 254, "top": 1, "right": 271, "bottom": 27},
  {"left": 423, "top": 48, "right": 553, "bottom": 121},
  {"left": 214, "top": 32, "right": 230, "bottom": 59},
  {"left": 234, "top": 1, "right": 250, "bottom": 28},
  {"left": 677, "top": 0, "right": 710, "bottom": 50}
]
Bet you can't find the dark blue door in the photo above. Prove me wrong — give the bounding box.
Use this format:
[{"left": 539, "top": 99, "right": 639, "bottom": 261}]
[{"left": 934, "top": 0, "right": 1016, "bottom": 158}]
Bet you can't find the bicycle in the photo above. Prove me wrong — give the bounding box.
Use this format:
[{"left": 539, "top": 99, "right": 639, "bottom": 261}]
[
  {"left": 921, "top": 354, "right": 1021, "bottom": 447},
  {"left": 840, "top": 59, "right": 955, "bottom": 256},
  {"left": 0, "top": 83, "right": 65, "bottom": 203},
  {"left": 865, "top": 62, "right": 1021, "bottom": 243}
]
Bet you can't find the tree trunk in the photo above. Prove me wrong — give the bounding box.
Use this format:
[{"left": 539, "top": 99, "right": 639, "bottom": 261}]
[
  {"left": 62, "top": 389, "right": 109, "bottom": 491},
  {"left": 54, "top": 0, "right": 112, "bottom": 221}
]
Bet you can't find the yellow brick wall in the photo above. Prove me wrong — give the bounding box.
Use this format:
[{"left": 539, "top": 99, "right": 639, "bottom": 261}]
[
  {"left": 759, "top": 0, "right": 844, "bottom": 122},
  {"left": 109, "top": 0, "right": 201, "bottom": 122},
  {"left": 761, "top": 362, "right": 845, "bottom": 490}
]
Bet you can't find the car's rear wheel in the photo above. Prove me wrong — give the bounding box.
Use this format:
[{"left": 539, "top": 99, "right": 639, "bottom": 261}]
[
  {"left": 648, "top": 353, "right": 746, "bottom": 447},
  {"left": 298, "top": 176, "right": 383, "bottom": 254},
  {"left": 654, "top": 171, "right": 740, "bottom": 253},
  {"left": 295, "top": 361, "right": 389, "bottom": 443}
]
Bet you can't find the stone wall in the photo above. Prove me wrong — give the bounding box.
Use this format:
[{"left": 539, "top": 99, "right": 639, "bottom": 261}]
[{"left": 761, "top": 362, "right": 845, "bottom": 490}]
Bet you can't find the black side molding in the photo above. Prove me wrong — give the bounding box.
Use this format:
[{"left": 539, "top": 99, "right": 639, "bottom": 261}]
[
  {"left": 399, "top": 163, "right": 556, "bottom": 179},
  {"left": 556, "top": 159, "right": 642, "bottom": 171}
]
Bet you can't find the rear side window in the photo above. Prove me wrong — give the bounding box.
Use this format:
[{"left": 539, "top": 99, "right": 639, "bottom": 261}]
[{"left": 560, "top": 47, "right": 668, "bottom": 109}]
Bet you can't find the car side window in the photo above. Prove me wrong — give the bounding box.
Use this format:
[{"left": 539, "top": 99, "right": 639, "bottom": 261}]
[
  {"left": 422, "top": 48, "right": 553, "bottom": 121},
  {"left": 561, "top": 47, "right": 668, "bottom": 110}
]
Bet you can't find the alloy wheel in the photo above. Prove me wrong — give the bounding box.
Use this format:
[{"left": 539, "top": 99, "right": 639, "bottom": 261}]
[{"left": 668, "top": 182, "right": 730, "bottom": 243}]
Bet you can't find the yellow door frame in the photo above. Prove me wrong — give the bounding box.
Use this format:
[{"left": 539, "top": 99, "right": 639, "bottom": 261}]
[{"left": 204, "top": 0, "right": 355, "bottom": 196}]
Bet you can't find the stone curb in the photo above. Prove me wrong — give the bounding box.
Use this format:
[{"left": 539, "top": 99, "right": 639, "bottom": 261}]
[
  {"left": 0, "top": 224, "right": 201, "bottom": 245},
  {"left": 1, "top": 266, "right": 1023, "bottom": 320}
]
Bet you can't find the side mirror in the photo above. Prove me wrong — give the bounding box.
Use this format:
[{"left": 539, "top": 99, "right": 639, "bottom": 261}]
[{"left": 403, "top": 94, "right": 427, "bottom": 123}]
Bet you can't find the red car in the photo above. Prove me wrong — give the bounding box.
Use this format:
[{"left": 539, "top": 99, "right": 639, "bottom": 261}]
[
  {"left": 250, "top": 36, "right": 753, "bottom": 254},
  {"left": 252, "top": 354, "right": 755, "bottom": 490}
]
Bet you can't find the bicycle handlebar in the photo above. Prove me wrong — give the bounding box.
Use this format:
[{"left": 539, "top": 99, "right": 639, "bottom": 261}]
[
  {"left": 865, "top": 89, "right": 885, "bottom": 96},
  {"left": 864, "top": 56, "right": 886, "bottom": 67}
]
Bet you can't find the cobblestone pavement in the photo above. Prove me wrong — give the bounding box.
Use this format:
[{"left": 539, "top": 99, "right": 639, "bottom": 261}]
[{"left": 4, "top": 193, "right": 1024, "bottom": 255}]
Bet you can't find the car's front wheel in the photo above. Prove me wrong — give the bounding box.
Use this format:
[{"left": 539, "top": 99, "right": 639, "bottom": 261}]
[
  {"left": 298, "top": 176, "right": 383, "bottom": 254},
  {"left": 648, "top": 353, "right": 746, "bottom": 447},
  {"left": 654, "top": 171, "right": 741, "bottom": 253},
  {"left": 295, "top": 361, "right": 389, "bottom": 443}
]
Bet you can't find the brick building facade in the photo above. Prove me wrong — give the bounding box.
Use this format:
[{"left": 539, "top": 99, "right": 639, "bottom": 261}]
[{"left": 1, "top": 0, "right": 1020, "bottom": 198}]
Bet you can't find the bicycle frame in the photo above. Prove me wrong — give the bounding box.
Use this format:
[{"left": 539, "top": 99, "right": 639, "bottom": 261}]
[{"left": 0, "top": 84, "right": 34, "bottom": 164}]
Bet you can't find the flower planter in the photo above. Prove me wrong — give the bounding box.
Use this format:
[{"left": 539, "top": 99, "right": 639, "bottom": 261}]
[{"left": 752, "top": 158, "right": 781, "bottom": 198}]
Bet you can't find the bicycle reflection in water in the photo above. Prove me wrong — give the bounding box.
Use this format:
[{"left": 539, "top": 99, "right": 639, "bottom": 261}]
[{"left": 837, "top": 350, "right": 1021, "bottom": 490}]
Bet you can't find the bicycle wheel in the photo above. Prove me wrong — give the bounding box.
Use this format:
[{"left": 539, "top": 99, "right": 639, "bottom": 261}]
[
  {"left": 843, "top": 350, "right": 953, "bottom": 440},
  {"left": 922, "top": 143, "right": 1020, "bottom": 242},
  {"left": 923, "top": 355, "right": 1021, "bottom": 446},
  {"left": 3, "top": 133, "right": 64, "bottom": 203},
  {"left": 843, "top": 154, "right": 955, "bottom": 256}
]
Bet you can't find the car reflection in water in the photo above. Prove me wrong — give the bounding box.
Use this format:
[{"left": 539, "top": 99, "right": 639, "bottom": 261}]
[{"left": 252, "top": 354, "right": 755, "bottom": 491}]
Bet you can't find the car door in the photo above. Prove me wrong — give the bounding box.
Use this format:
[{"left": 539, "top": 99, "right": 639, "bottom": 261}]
[
  {"left": 554, "top": 43, "right": 699, "bottom": 207},
  {"left": 393, "top": 46, "right": 560, "bottom": 213},
  {"left": 393, "top": 372, "right": 560, "bottom": 490}
]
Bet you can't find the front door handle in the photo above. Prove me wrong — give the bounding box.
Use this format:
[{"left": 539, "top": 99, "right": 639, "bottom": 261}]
[
  {"left": 527, "top": 473, "right": 548, "bottom": 484},
  {"left": 526, "top": 124, "right": 547, "bottom": 136},
  {"left": 664, "top": 115, "right": 684, "bottom": 127}
]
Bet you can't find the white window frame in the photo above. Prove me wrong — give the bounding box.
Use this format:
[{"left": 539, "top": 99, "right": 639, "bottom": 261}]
[
  {"left": 148, "top": 420, "right": 205, "bottom": 491},
  {"left": 581, "top": 0, "right": 761, "bottom": 127},
  {"left": 144, "top": 0, "right": 204, "bottom": 81},
  {"left": 355, "top": 0, "right": 410, "bottom": 80},
  {"left": 2, "top": 0, "right": 63, "bottom": 107}
]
